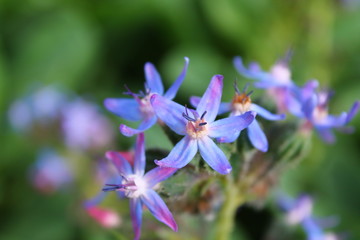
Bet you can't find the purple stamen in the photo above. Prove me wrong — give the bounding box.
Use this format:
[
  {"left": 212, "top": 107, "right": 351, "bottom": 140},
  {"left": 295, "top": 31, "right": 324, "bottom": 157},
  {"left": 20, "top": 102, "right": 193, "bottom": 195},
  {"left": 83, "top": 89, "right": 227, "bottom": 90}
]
[
  {"left": 199, "top": 122, "right": 207, "bottom": 126},
  {"left": 233, "top": 80, "right": 241, "bottom": 94},
  {"left": 182, "top": 112, "right": 196, "bottom": 122},
  {"left": 200, "top": 111, "right": 207, "bottom": 120},
  {"left": 246, "top": 90, "right": 254, "bottom": 97}
]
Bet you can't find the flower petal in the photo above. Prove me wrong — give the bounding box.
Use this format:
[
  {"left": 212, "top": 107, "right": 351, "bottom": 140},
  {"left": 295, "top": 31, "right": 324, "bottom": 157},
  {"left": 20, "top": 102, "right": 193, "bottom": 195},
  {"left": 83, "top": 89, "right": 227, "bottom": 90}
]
[
  {"left": 144, "top": 62, "right": 164, "bottom": 95},
  {"left": 198, "top": 136, "right": 232, "bottom": 175},
  {"left": 315, "top": 127, "right": 335, "bottom": 144},
  {"left": 155, "top": 136, "right": 197, "bottom": 168},
  {"left": 164, "top": 57, "right": 189, "bottom": 100},
  {"left": 196, "top": 75, "right": 223, "bottom": 123},
  {"left": 144, "top": 167, "right": 178, "bottom": 188},
  {"left": 151, "top": 94, "right": 187, "bottom": 135},
  {"left": 120, "top": 116, "right": 157, "bottom": 137},
  {"left": 141, "top": 189, "right": 178, "bottom": 231},
  {"left": 233, "top": 56, "right": 270, "bottom": 82},
  {"left": 189, "top": 96, "right": 201, "bottom": 108},
  {"left": 346, "top": 100, "right": 360, "bottom": 124},
  {"left": 208, "top": 111, "right": 256, "bottom": 143},
  {"left": 250, "top": 103, "right": 285, "bottom": 121},
  {"left": 105, "top": 151, "right": 133, "bottom": 176},
  {"left": 104, "top": 98, "right": 142, "bottom": 121},
  {"left": 134, "top": 133, "right": 146, "bottom": 176},
  {"left": 218, "top": 102, "right": 232, "bottom": 115},
  {"left": 321, "top": 113, "right": 347, "bottom": 127},
  {"left": 247, "top": 119, "right": 268, "bottom": 152},
  {"left": 130, "top": 198, "right": 143, "bottom": 240}
]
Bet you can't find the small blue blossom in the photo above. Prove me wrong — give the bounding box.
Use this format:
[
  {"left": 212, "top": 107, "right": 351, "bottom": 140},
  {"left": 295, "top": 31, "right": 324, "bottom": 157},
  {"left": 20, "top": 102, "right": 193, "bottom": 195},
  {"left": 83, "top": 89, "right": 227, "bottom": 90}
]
[
  {"left": 300, "top": 88, "right": 360, "bottom": 143},
  {"left": 190, "top": 83, "right": 285, "bottom": 152},
  {"left": 278, "top": 194, "right": 341, "bottom": 240},
  {"left": 151, "top": 75, "right": 256, "bottom": 175},
  {"left": 103, "top": 133, "right": 178, "bottom": 240},
  {"left": 104, "top": 57, "right": 189, "bottom": 137}
]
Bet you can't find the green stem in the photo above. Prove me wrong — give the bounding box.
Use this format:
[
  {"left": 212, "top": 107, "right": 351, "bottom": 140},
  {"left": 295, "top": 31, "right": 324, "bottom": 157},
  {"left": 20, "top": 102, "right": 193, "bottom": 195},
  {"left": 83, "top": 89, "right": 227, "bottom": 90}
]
[{"left": 214, "top": 176, "right": 244, "bottom": 240}]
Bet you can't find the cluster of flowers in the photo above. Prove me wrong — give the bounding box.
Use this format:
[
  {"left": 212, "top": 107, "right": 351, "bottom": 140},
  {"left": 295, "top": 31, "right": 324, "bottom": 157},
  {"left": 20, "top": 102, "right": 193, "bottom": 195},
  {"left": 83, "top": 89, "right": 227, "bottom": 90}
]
[
  {"left": 96, "top": 56, "right": 358, "bottom": 239},
  {"left": 8, "top": 86, "right": 114, "bottom": 193}
]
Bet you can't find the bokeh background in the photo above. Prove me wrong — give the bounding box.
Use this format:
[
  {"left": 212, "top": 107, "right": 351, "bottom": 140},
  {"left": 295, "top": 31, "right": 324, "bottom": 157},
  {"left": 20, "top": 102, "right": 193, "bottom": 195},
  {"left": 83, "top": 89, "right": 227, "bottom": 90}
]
[{"left": 1, "top": 0, "right": 360, "bottom": 239}]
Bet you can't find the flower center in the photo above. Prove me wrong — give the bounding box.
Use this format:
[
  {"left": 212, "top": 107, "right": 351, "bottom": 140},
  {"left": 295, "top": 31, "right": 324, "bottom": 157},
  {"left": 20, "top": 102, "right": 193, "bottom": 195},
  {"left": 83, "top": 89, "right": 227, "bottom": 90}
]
[
  {"left": 312, "top": 106, "right": 328, "bottom": 123},
  {"left": 183, "top": 107, "right": 208, "bottom": 139},
  {"left": 139, "top": 93, "right": 155, "bottom": 117},
  {"left": 103, "top": 175, "right": 147, "bottom": 198},
  {"left": 231, "top": 93, "right": 252, "bottom": 115},
  {"left": 270, "top": 63, "right": 291, "bottom": 84}
]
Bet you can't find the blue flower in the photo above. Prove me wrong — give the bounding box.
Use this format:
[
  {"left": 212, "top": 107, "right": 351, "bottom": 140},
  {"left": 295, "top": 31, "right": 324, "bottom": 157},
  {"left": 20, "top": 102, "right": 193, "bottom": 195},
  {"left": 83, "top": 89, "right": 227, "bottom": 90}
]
[
  {"left": 190, "top": 83, "right": 285, "bottom": 152},
  {"left": 278, "top": 194, "right": 341, "bottom": 240},
  {"left": 233, "top": 56, "right": 301, "bottom": 114},
  {"left": 300, "top": 88, "right": 360, "bottom": 143},
  {"left": 103, "top": 133, "right": 178, "bottom": 240},
  {"left": 104, "top": 57, "right": 189, "bottom": 137},
  {"left": 151, "top": 75, "right": 256, "bottom": 175}
]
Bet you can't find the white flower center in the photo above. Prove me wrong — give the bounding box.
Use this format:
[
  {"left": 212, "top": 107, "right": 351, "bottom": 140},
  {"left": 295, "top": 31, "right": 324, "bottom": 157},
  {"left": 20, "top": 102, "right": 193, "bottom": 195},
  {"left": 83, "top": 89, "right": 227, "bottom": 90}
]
[
  {"left": 122, "top": 174, "right": 148, "bottom": 198},
  {"left": 270, "top": 63, "right": 291, "bottom": 84},
  {"left": 186, "top": 119, "right": 209, "bottom": 139},
  {"left": 231, "top": 93, "right": 252, "bottom": 115}
]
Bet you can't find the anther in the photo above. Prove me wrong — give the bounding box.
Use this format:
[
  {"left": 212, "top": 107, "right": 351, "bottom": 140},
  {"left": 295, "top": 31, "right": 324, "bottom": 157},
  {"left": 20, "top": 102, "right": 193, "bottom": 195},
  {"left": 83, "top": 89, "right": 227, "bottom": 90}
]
[
  {"left": 242, "top": 83, "right": 249, "bottom": 93},
  {"left": 199, "top": 122, "right": 207, "bottom": 126},
  {"left": 200, "top": 111, "right": 207, "bottom": 120},
  {"left": 233, "top": 80, "right": 241, "bottom": 94}
]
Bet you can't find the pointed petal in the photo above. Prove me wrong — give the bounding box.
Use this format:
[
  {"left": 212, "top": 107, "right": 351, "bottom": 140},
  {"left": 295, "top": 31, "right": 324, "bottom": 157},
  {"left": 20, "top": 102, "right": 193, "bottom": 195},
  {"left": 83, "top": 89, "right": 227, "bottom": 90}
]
[
  {"left": 145, "top": 62, "right": 164, "bottom": 95},
  {"left": 251, "top": 103, "right": 285, "bottom": 121},
  {"left": 141, "top": 189, "right": 178, "bottom": 231},
  {"left": 218, "top": 102, "right": 232, "bottom": 115},
  {"left": 346, "top": 100, "right": 360, "bottom": 124},
  {"left": 105, "top": 151, "right": 133, "bottom": 176},
  {"left": 164, "top": 57, "right": 189, "bottom": 99},
  {"left": 233, "top": 56, "right": 270, "bottom": 82},
  {"left": 120, "top": 116, "right": 157, "bottom": 137},
  {"left": 189, "top": 96, "right": 201, "bottom": 108},
  {"left": 104, "top": 98, "right": 142, "bottom": 121},
  {"left": 134, "top": 133, "right": 146, "bottom": 176},
  {"left": 155, "top": 136, "right": 197, "bottom": 168},
  {"left": 144, "top": 167, "right": 178, "bottom": 188},
  {"left": 315, "top": 127, "right": 335, "bottom": 144},
  {"left": 302, "top": 94, "right": 317, "bottom": 120},
  {"left": 247, "top": 119, "right": 268, "bottom": 152},
  {"left": 208, "top": 111, "right": 256, "bottom": 143},
  {"left": 196, "top": 75, "right": 223, "bottom": 123},
  {"left": 321, "top": 113, "right": 347, "bottom": 127},
  {"left": 130, "top": 198, "right": 143, "bottom": 240},
  {"left": 198, "top": 136, "right": 232, "bottom": 175},
  {"left": 150, "top": 94, "right": 187, "bottom": 135},
  {"left": 84, "top": 191, "right": 107, "bottom": 208}
]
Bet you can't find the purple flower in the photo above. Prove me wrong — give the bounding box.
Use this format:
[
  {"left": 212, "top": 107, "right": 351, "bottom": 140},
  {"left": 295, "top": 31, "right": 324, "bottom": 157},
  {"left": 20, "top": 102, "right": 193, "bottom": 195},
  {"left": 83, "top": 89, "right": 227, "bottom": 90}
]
[
  {"left": 300, "top": 89, "right": 360, "bottom": 143},
  {"left": 233, "top": 56, "right": 299, "bottom": 114},
  {"left": 151, "top": 75, "right": 256, "bottom": 175},
  {"left": 30, "top": 149, "right": 73, "bottom": 194},
  {"left": 278, "top": 194, "right": 341, "bottom": 240},
  {"left": 61, "top": 99, "right": 114, "bottom": 150},
  {"left": 103, "top": 133, "right": 178, "bottom": 240},
  {"left": 190, "top": 83, "right": 285, "bottom": 152},
  {"left": 104, "top": 57, "right": 189, "bottom": 137}
]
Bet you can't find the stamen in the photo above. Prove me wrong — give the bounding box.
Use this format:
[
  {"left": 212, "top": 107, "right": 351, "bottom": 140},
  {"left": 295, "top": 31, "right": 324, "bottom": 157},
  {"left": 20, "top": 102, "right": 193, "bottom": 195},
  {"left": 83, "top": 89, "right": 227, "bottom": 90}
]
[
  {"left": 199, "top": 122, "right": 207, "bottom": 126},
  {"left": 182, "top": 112, "right": 196, "bottom": 122},
  {"left": 233, "top": 80, "right": 241, "bottom": 94},
  {"left": 200, "top": 111, "right": 207, "bottom": 120},
  {"left": 242, "top": 83, "right": 249, "bottom": 93},
  {"left": 102, "top": 185, "right": 121, "bottom": 192},
  {"left": 246, "top": 90, "right": 254, "bottom": 97}
]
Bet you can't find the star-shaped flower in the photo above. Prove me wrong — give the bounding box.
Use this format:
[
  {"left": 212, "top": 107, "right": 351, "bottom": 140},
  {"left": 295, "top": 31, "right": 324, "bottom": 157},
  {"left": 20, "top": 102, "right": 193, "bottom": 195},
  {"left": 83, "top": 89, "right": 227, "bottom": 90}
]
[
  {"left": 103, "top": 133, "right": 178, "bottom": 240},
  {"left": 151, "top": 75, "right": 256, "bottom": 175},
  {"left": 190, "top": 83, "right": 285, "bottom": 152},
  {"left": 104, "top": 57, "right": 189, "bottom": 137},
  {"left": 301, "top": 89, "right": 359, "bottom": 143}
]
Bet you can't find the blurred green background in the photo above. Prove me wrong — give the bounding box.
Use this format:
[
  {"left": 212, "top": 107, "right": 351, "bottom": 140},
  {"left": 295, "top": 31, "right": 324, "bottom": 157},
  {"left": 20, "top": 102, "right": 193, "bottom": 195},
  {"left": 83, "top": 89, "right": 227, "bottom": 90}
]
[{"left": 1, "top": 0, "right": 360, "bottom": 239}]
